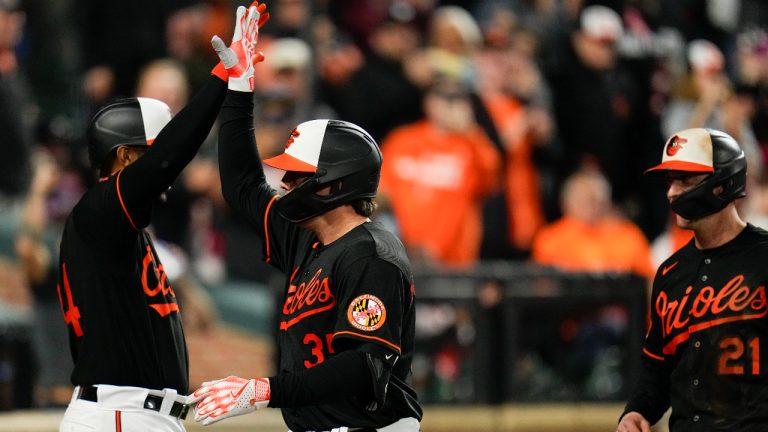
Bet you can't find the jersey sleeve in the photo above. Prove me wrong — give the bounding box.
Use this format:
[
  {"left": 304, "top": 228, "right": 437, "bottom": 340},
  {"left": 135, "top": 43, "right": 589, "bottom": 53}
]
[
  {"left": 643, "top": 274, "right": 667, "bottom": 362},
  {"left": 218, "top": 90, "right": 302, "bottom": 273},
  {"left": 116, "top": 76, "right": 227, "bottom": 229},
  {"left": 623, "top": 273, "right": 672, "bottom": 424},
  {"left": 332, "top": 257, "right": 406, "bottom": 355}
]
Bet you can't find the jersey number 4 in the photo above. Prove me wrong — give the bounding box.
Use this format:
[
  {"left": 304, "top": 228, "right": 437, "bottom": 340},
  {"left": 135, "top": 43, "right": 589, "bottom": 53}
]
[
  {"left": 57, "top": 263, "right": 84, "bottom": 337},
  {"left": 719, "top": 336, "right": 759, "bottom": 375}
]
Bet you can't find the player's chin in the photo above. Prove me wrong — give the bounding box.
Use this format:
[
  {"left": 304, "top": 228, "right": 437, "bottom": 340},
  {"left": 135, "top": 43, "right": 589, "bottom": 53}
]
[{"left": 674, "top": 213, "right": 693, "bottom": 228}]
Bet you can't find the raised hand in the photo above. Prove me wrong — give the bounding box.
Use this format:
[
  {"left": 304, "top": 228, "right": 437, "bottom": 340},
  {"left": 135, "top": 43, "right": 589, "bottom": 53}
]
[{"left": 211, "top": 2, "right": 269, "bottom": 92}]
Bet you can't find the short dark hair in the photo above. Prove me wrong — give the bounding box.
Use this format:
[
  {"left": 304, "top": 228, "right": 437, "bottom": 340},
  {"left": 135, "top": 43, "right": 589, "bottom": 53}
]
[{"left": 351, "top": 198, "right": 377, "bottom": 217}]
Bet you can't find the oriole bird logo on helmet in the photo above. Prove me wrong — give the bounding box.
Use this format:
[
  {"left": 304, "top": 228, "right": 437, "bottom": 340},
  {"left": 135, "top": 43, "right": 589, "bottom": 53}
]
[
  {"left": 646, "top": 128, "right": 747, "bottom": 220},
  {"left": 666, "top": 135, "right": 687, "bottom": 156}
]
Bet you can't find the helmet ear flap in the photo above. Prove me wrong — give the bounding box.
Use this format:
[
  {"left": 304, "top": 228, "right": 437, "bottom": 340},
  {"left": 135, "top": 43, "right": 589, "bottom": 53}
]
[{"left": 669, "top": 140, "right": 747, "bottom": 220}]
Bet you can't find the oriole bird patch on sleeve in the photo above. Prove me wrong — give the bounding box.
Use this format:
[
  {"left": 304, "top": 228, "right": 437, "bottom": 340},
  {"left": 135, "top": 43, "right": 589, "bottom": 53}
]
[{"left": 347, "top": 294, "right": 387, "bottom": 331}]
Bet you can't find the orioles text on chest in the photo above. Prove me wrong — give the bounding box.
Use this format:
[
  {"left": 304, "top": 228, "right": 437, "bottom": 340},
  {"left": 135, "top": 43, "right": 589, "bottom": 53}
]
[
  {"left": 141, "top": 245, "right": 179, "bottom": 317},
  {"left": 281, "top": 267, "right": 336, "bottom": 330},
  {"left": 656, "top": 274, "right": 768, "bottom": 355}
]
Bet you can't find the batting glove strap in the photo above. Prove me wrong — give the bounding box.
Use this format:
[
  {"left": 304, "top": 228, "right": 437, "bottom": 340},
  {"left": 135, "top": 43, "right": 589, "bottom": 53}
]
[
  {"left": 211, "top": 61, "right": 228, "bottom": 82},
  {"left": 191, "top": 376, "right": 271, "bottom": 426}
]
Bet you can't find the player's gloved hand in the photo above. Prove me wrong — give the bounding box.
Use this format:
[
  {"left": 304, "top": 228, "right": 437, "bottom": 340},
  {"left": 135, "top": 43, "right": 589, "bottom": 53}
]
[
  {"left": 187, "top": 376, "right": 271, "bottom": 426},
  {"left": 210, "top": 2, "right": 270, "bottom": 92}
]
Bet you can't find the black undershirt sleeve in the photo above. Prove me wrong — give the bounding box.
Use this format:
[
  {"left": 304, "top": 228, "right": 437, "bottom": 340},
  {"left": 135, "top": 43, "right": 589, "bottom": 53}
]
[
  {"left": 219, "top": 90, "right": 264, "bottom": 190},
  {"left": 218, "top": 90, "right": 279, "bottom": 229},
  {"left": 621, "top": 355, "right": 671, "bottom": 424},
  {"left": 117, "top": 75, "right": 227, "bottom": 226},
  {"left": 268, "top": 349, "right": 374, "bottom": 408}
]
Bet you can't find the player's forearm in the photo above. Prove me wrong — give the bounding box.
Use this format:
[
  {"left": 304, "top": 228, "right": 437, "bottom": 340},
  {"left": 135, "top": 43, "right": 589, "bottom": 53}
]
[
  {"left": 623, "top": 356, "right": 671, "bottom": 425},
  {"left": 121, "top": 75, "right": 227, "bottom": 197},
  {"left": 268, "top": 350, "right": 373, "bottom": 408},
  {"left": 218, "top": 89, "right": 271, "bottom": 212}
]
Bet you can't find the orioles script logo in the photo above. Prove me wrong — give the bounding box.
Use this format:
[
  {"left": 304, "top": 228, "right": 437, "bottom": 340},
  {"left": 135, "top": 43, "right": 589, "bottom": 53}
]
[
  {"left": 285, "top": 128, "right": 300, "bottom": 149},
  {"left": 666, "top": 135, "right": 688, "bottom": 156},
  {"left": 141, "top": 246, "right": 179, "bottom": 317},
  {"left": 280, "top": 268, "right": 335, "bottom": 330},
  {"left": 655, "top": 275, "right": 767, "bottom": 355}
]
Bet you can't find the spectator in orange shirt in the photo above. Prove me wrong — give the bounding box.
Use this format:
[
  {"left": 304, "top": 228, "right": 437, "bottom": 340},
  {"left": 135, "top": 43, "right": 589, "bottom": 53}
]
[
  {"left": 380, "top": 79, "right": 502, "bottom": 268},
  {"left": 478, "top": 41, "right": 554, "bottom": 255},
  {"left": 532, "top": 169, "right": 654, "bottom": 278}
]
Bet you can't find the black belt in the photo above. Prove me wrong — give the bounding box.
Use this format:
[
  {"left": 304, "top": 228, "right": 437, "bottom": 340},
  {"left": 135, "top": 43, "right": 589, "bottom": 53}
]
[{"left": 77, "top": 385, "right": 190, "bottom": 420}]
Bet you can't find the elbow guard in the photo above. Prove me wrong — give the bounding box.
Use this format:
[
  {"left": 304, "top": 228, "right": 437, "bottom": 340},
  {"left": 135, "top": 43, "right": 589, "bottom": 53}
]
[{"left": 362, "top": 344, "right": 399, "bottom": 412}]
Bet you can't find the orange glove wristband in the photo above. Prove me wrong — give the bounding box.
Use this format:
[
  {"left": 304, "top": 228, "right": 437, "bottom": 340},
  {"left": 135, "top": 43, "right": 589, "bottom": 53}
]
[{"left": 211, "top": 62, "right": 228, "bottom": 82}]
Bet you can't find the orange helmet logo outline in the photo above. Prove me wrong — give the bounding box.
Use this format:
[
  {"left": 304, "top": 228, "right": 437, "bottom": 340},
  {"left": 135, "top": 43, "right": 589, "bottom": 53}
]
[{"left": 286, "top": 128, "right": 300, "bottom": 149}]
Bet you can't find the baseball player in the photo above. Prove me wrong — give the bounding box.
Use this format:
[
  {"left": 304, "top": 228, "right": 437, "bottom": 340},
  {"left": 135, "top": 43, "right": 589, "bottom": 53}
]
[
  {"left": 186, "top": 12, "right": 422, "bottom": 432},
  {"left": 618, "top": 128, "right": 768, "bottom": 431},
  {"left": 56, "top": 4, "right": 267, "bottom": 431}
]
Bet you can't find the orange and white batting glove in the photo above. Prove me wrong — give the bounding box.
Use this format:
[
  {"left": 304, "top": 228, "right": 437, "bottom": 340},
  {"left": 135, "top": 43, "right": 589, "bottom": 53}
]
[
  {"left": 187, "top": 376, "right": 271, "bottom": 426},
  {"left": 210, "top": 2, "right": 269, "bottom": 92}
]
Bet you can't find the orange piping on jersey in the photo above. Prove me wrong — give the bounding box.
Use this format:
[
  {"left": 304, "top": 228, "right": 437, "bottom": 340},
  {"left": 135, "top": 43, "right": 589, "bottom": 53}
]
[
  {"left": 288, "top": 266, "right": 300, "bottom": 282},
  {"left": 333, "top": 331, "right": 401, "bottom": 354},
  {"left": 115, "top": 411, "right": 122, "bottom": 432},
  {"left": 662, "top": 311, "right": 768, "bottom": 355},
  {"left": 56, "top": 283, "right": 63, "bottom": 315},
  {"left": 116, "top": 170, "right": 139, "bottom": 231},
  {"left": 643, "top": 347, "right": 664, "bottom": 361},
  {"left": 263, "top": 195, "right": 279, "bottom": 263}
]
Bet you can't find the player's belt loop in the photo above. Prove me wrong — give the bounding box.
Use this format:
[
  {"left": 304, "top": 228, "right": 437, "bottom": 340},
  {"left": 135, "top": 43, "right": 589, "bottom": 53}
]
[
  {"left": 143, "top": 394, "right": 190, "bottom": 420},
  {"left": 75, "top": 385, "right": 189, "bottom": 420},
  {"left": 76, "top": 385, "right": 98, "bottom": 402}
]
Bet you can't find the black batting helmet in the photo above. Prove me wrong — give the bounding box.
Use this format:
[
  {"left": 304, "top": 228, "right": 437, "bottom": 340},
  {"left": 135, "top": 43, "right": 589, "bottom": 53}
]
[
  {"left": 87, "top": 97, "right": 172, "bottom": 175},
  {"left": 645, "top": 128, "right": 746, "bottom": 220},
  {"left": 263, "top": 119, "right": 382, "bottom": 223}
]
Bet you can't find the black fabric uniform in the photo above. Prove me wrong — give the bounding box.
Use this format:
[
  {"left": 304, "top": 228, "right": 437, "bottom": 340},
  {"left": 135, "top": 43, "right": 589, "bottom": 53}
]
[
  {"left": 624, "top": 224, "right": 768, "bottom": 431},
  {"left": 219, "top": 91, "right": 422, "bottom": 431},
  {"left": 57, "top": 76, "right": 226, "bottom": 394}
]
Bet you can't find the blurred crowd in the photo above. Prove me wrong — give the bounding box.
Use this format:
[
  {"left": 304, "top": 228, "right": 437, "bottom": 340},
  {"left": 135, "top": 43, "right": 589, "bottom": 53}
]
[{"left": 2, "top": 0, "right": 768, "bottom": 407}]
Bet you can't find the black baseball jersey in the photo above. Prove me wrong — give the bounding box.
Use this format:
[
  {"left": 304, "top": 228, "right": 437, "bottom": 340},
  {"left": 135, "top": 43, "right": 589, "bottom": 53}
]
[
  {"left": 219, "top": 91, "right": 422, "bottom": 431},
  {"left": 624, "top": 224, "right": 768, "bottom": 431},
  {"left": 57, "top": 76, "right": 226, "bottom": 393}
]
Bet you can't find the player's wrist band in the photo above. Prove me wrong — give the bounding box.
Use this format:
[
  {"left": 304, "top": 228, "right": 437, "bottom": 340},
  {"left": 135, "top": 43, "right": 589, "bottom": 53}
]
[{"left": 76, "top": 385, "right": 190, "bottom": 420}]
